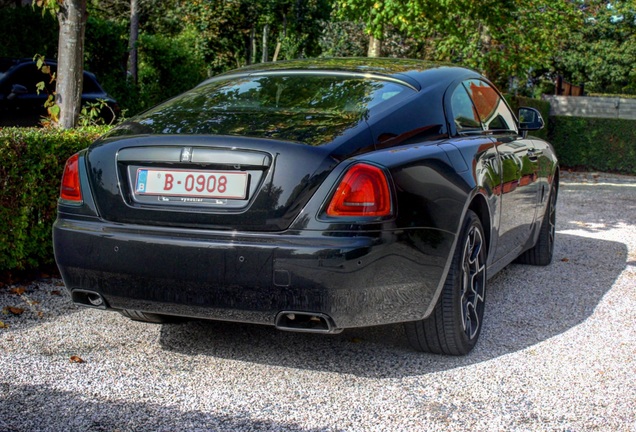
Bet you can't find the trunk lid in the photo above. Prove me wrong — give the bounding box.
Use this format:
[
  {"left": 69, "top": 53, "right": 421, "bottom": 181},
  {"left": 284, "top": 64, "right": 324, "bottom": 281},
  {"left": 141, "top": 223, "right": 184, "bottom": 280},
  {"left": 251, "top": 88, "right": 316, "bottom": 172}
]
[{"left": 86, "top": 134, "right": 360, "bottom": 231}]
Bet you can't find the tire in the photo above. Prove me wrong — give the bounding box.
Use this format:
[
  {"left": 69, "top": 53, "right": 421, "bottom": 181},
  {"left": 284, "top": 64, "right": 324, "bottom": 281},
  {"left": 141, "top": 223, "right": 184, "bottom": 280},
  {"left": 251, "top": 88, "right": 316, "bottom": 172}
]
[
  {"left": 516, "top": 181, "right": 557, "bottom": 266},
  {"left": 405, "top": 210, "right": 487, "bottom": 355},
  {"left": 120, "top": 309, "right": 172, "bottom": 324}
]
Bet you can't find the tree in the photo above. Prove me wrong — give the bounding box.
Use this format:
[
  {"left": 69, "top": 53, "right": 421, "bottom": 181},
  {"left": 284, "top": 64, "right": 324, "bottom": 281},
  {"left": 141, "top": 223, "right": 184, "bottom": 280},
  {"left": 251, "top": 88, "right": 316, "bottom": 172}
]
[
  {"left": 36, "top": 0, "right": 88, "bottom": 129},
  {"left": 333, "top": 0, "right": 398, "bottom": 57},
  {"left": 556, "top": 0, "right": 636, "bottom": 94},
  {"left": 128, "top": 0, "right": 139, "bottom": 84},
  {"left": 333, "top": 0, "right": 582, "bottom": 90}
]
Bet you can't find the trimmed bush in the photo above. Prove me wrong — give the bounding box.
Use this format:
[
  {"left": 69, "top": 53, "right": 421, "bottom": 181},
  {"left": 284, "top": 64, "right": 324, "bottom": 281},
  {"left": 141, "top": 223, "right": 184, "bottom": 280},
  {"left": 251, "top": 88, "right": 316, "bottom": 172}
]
[
  {"left": 0, "top": 127, "right": 109, "bottom": 271},
  {"left": 548, "top": 116, "right": 636, "bottom": 174}
]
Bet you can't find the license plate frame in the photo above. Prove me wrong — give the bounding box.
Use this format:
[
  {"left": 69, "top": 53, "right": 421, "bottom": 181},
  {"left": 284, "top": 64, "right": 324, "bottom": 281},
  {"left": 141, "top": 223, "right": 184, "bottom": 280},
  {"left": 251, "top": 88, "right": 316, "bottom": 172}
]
[{"left": 135, "top": 168, "right": 249, "bottom": 200}]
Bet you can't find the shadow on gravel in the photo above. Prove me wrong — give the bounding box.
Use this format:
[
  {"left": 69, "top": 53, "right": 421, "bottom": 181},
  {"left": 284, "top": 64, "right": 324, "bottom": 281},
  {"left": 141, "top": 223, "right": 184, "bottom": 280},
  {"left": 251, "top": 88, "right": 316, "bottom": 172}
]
[
  {"left": 0, "top": 278, "right": 80, "bottom": 334},
  {"left": 0, "top": 383, "right": 320, "bottom": 432},
  {"left": 158, "top": 232, "right": 627, "bottom": 378}
]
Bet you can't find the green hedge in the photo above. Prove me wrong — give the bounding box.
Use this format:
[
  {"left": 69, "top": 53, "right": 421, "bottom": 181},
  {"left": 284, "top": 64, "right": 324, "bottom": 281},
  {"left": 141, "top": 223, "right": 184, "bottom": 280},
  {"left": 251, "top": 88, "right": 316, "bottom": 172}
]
[
  {"left": 548, "top": 116, "right": 636, "bottom": 174},
  {"left": 0, "top": 127, "right": 109, "bottom": 271}
]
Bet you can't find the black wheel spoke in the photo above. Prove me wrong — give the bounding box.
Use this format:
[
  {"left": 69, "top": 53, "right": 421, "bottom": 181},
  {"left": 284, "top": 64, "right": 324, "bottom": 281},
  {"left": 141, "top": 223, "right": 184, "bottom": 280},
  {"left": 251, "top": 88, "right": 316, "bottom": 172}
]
[{"left": 460, "top": 225, "right": 486, "bottom": 340}]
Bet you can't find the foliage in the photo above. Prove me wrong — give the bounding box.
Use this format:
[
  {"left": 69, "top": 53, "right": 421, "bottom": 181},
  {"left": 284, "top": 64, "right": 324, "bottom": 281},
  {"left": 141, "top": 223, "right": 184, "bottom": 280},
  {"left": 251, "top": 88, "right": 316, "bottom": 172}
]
[
  {"left": 319, "top": 21, "right": 368, "bottom": 57},
  {"left": 0, "top": 6, "right": 58, "bottom": 59},
  {"left": 33, "top": 0, "right": 61, "bottom": 16},
  {"left": 138, "top": 0, "right": 330, "bottom": 72},
  {"left": 33, "top": 54, "right": 61, "bottom": 125},
  {"left": 0, "top": 126, "right": 110, "bottom": 271},
  {"left": 83, "top": 15, "right": 139, "bottom": 114},
  {"left": 319, "top": 20, "right": 423, "bottom": 59},
  {"left": 79, "top": 99, "right": 117, "bottom": 126},
  {"left": 554, "top": 0, "right": 636, "bottom": 95},
  {"left": 548, "top": 116, "right": 636, "bottom": 174},
  {"left": 333, "top": 0, "right": 582, "bottom": 90},
  {"left": 137, "top": 32, "right": 207, "bottom": 109}
]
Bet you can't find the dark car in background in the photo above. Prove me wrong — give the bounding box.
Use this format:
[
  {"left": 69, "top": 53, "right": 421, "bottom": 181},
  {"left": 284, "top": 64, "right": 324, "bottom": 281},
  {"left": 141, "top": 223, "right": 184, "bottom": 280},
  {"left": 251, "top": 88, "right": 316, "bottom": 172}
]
[
  {"left": 53, "top": 58, "right": 558, "bottom": 355},
  {"left": 0, "top": 58, "right": 118, "bottom": 126}
]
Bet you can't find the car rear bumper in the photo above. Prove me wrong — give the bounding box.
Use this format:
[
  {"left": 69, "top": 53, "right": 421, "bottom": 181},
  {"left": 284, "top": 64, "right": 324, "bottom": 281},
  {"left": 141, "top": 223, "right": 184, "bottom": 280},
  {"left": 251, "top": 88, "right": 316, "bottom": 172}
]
[{"left": 53, "top": 217, "right": 454, "bottom": 330}]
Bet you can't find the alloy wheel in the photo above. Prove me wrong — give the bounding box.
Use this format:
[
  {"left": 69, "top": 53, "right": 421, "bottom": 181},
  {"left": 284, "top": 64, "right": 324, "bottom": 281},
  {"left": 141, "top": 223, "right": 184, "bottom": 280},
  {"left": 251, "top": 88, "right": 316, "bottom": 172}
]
[{"left": 460, "top": 225, "right": 486, "bottom": 340}]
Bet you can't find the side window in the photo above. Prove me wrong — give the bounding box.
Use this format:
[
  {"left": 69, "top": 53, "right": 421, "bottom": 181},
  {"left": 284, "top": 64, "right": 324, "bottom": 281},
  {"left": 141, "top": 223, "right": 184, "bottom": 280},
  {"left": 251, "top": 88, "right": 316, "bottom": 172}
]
[
  {"left": 464, "top": 80, "right": 516, "bottom": 132},
  {"left": 450, "top": 85, "right": 482, "bottom": 133}
]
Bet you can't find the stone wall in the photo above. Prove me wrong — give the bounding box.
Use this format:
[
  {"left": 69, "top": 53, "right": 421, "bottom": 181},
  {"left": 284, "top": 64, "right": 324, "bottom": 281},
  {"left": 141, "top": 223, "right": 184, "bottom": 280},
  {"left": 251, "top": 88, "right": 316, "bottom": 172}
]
[{"left": 543, "top": 95, "right": 636, "bottom": 120}]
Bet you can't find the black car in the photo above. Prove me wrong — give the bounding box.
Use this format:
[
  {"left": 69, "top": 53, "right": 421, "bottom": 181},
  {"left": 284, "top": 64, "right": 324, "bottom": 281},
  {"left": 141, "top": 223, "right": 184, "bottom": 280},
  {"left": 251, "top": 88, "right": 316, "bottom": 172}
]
[
  {"left": 53, "top": 58, "right": 558, "bottom": 355},
  {"left": 0, "top": 58, "right": 118, "bottom": 126}
]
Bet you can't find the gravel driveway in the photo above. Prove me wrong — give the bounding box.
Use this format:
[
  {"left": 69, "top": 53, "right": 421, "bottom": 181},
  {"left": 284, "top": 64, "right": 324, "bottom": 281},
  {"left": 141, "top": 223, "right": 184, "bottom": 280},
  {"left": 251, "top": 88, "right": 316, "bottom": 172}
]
[{"left": 1, "top": 171, "right": 635, "bottom": 432}]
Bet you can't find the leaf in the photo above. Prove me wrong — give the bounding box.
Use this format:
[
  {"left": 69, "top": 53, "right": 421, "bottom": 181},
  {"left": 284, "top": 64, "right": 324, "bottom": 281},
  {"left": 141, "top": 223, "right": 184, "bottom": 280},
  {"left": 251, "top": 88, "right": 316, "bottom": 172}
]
[
  {"left": 49, "top": 104, "right": 60, "bottom": 116},
  {"left": 9, "top": 287, "right": 26, "bottom": 295},
  {"left": 41, "top": 65, "right": 51, "bottom": 75},
  {"left": 0, "top": 321, "right": 8, "bottom": 329},
  {"left": 70, "top": 355, "right": 85, "bottom": 364},
  {"left": 35, "top": 54, "right": 44, "bottom": 69},
  {"left": 2, "top": 307, "right": 25, "bottom": 315},
  {"left": 50, "top": 290, "right": 62, "bottom": 296},
  {"left": 561, "top": 258, "right": 570, "bottom": 262}
]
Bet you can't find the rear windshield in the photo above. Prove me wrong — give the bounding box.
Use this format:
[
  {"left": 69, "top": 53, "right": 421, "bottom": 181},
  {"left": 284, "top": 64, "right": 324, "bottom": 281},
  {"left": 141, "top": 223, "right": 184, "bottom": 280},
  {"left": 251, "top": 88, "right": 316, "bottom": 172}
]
[
  {"left": 189, "top": 74, "right": 412, "bottom": 114},
  {"left": 108, "top": 73, "right": 416, "bottom": 144}
]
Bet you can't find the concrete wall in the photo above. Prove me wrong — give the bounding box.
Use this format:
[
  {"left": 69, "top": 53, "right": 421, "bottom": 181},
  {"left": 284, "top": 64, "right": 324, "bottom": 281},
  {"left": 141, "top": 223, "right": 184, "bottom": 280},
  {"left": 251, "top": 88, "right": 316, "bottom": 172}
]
[{"left": 543, "top": 95, "right": 636, "bottom": 120}]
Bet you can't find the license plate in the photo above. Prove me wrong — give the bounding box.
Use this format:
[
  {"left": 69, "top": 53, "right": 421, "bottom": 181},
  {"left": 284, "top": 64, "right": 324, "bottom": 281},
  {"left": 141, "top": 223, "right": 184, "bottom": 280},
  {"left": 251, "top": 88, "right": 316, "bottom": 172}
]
[{"left": 135, "top": 168, "right": 248, "bottom": 199}]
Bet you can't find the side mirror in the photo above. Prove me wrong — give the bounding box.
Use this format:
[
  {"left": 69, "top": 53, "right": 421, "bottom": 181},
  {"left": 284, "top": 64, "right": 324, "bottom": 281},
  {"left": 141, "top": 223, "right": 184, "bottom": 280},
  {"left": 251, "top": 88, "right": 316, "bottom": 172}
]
[
  {"left": 518, "top": 107, "right": 544, "bottom": 131},
  {"left": 8, "top": 84, "right": 28, "bottom": 101}
]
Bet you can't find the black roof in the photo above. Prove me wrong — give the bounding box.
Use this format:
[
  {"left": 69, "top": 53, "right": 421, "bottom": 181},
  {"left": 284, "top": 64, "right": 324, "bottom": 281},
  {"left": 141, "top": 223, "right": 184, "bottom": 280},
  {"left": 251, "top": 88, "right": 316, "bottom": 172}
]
[{"left": 207, "top": 57, "right": 481, "bottom": 90}]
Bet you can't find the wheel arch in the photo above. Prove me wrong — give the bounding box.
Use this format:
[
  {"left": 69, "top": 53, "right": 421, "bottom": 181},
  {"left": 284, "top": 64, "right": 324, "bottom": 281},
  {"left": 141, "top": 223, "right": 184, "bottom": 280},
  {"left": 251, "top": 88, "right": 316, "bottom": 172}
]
[
  {"left": 467, "top": 193, "right": 492, "bottom": 257},
  {"left": 552, "top": 166, "right": 560, "bottom": 196}
]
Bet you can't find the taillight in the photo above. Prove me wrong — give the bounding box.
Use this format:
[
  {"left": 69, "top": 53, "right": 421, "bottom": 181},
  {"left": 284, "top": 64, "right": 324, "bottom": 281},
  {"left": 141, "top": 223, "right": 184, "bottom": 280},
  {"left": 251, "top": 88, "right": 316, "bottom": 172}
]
[
  {"left": 60, "top": 153, "right": 82, "bottom": 202},
  {"left": 326, "top": 163, "right": 392, "bottom": 217}
]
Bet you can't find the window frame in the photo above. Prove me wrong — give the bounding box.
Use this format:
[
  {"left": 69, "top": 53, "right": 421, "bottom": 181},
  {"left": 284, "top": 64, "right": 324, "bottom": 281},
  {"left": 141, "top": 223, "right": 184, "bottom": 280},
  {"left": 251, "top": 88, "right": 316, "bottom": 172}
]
[{"left": 446, "top": 78, "right": 519, "bottom": 137}]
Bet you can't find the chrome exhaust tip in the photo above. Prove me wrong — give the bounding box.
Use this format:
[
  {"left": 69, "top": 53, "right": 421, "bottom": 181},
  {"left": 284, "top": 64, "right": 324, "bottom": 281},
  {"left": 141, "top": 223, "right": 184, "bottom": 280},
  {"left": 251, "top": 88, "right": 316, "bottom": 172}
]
[
  {"left": 275, "top": 311, "right": 342, "bottom": 334},
  {"left": 71, "top": 290, "right": 108, "bottom": 309}
]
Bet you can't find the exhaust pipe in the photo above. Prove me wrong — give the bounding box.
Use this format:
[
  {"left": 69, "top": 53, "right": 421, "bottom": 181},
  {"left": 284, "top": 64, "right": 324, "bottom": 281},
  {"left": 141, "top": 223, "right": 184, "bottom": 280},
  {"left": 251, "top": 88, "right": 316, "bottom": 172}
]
[
  {"left": 71, "top": 290, "right": 108, "bottom": 309},
  {"left": 275, "top": 311, "right": 342, "bottom": 334}
]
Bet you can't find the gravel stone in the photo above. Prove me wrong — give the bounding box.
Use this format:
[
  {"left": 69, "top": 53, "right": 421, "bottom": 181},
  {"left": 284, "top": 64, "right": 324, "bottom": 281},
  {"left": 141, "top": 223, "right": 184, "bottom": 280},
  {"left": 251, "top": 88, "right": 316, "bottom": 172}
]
[{"left": 1, "top": 171, "right": 635, "bottom": 431}]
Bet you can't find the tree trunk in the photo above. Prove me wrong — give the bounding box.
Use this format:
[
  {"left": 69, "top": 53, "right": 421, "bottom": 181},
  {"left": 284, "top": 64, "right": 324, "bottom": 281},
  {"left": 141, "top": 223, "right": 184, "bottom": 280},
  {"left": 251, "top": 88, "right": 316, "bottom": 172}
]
[
  {"left": 248, "top": 28, "right": 256, "bottom": 65},
  {"left": 272, "top": 42, "right": 281, "bottom": 62},
  {"left": 367, "top": 34, "right": 382, "bottom": 57},
  {"left": 262, "top": 24, "right": 269, "bottom": 63},
  {"left": 56, "top": 0, "right": 87, "bottom": 129},
  {"left": 127, "top": 0, "right": 139, "bottom": 84}
]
